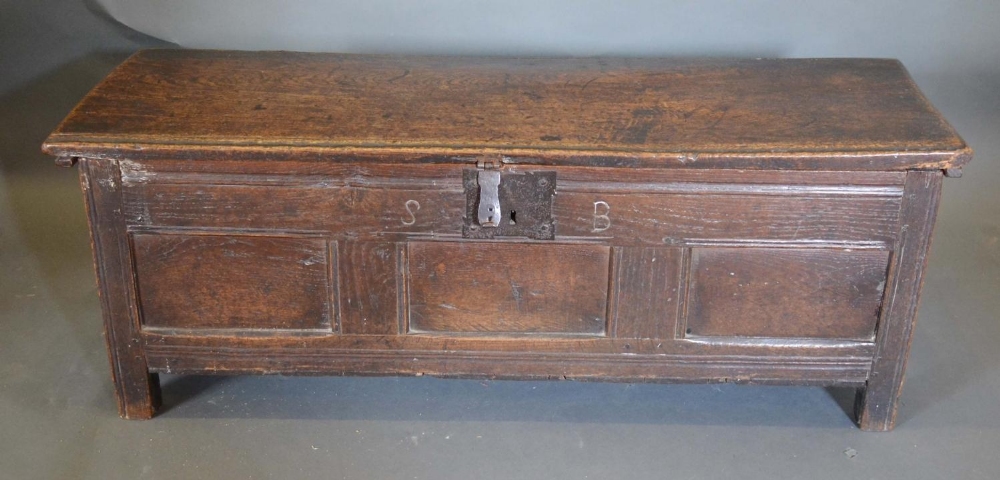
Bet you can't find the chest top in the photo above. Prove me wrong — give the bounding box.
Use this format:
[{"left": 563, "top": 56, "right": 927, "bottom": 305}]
[{"left": 43, "top": 49, "right": 970, "bottom": 171}]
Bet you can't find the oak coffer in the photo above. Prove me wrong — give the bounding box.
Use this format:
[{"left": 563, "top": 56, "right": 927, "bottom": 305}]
[{"left": 43, "top": 50, "right": 972, "bottom": 431}]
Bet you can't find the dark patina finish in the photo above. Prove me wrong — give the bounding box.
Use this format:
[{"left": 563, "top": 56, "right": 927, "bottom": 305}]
[{"left": 43, "top": 50, "right": 971, "bottom": 431}]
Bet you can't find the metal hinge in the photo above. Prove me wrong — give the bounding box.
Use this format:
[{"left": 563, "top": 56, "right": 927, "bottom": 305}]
[{"left": 475, "top": 154, "right": 503, "bottom": 170}]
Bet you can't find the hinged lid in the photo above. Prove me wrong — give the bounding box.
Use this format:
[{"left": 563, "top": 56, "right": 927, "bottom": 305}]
[{"left": 43, "top": 49, "right": 971, "bottom": 171}]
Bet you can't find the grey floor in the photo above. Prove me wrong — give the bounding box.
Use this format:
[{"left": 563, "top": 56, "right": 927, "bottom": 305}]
[{"left": 2, "top": 7, "right": 1000, "bottom": 480}]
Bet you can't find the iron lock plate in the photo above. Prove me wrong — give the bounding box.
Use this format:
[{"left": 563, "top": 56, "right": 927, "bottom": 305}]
[{"left": 462, "top": 169, "right": 556, "bottom": 240}]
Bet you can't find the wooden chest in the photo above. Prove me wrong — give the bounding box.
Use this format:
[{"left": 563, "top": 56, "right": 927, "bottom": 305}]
[{"left": 43, "top": 50, "right": 971, "bottom": 430}]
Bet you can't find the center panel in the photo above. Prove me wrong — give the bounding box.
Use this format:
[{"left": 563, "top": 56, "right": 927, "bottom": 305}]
[{"left": 406, "top": 241, "right": 611, "bottom": 336}]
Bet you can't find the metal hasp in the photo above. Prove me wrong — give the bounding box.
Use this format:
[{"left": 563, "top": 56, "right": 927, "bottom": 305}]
[
  {"left": 463, "top": 168, "right": 556, "bottom": 240},
  {"left": 477, "top": 170, "right": 502, "bottom": 227}
]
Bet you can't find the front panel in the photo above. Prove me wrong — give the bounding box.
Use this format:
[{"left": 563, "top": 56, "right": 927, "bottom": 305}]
[{"left": 122, "top": 160, "right": 905, "bottom": 384}]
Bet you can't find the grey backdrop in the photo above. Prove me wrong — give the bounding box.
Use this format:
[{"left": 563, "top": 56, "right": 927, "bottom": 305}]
[
  {"left": 96, "top": 1, "right": 1000, "bottom": 74},
  {"left": 89, "top": 1, "right": 1000, "bottom": 149},
  {"left": 2, "top": 1, "right": 999, "bottom": 479}
]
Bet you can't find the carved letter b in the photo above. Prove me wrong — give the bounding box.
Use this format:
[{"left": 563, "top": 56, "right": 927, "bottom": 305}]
[{"left": 593, "top": 201, "right": 611, "bottom": 232}]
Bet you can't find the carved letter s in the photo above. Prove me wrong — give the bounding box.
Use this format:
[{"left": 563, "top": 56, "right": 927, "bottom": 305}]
[{"left": 402, "top": 200, "right": 421, "bottom": 226}]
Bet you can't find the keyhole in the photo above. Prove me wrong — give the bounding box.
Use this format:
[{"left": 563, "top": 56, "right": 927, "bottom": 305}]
[
  {"left": 509, "top": 210, "right": 517, "bottom": 225},
  {"left": 488, "top": 206, "right": 495, "bottom": 223}
]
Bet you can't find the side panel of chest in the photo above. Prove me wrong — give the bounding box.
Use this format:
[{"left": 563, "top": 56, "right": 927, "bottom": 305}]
[{"left": 119, "top": 160, "right": 904, "bottom": 384}]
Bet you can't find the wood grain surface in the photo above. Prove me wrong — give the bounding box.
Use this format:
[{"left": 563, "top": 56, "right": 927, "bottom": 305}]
[
  {"left": 611, "top": 247, "right": 684, "bottom": 339},
  {"left": 43, "top": 50, "right": 970, "bottom": 170},
  {"left": 79, "top": 158, "right": 161, "bottom": 419},
  {"left": 338, "top": 241, "right": 402, "bottom": 335},
  {"left": 132, "top": 234, "right": 333, "bottom": 330},
  {"left": 685, "top": 247, "right": 890, "bottom": 340},
  {"left": 407, "top": 242, "right": 610, "bottom": 335},
  {"left": 44, "top": 52, "right": 967, "bottom": 430},
  {"left": 857, "top": 171, "right": 945, "bottom": 431},
  {"left": 118, "top": 172, "right": 902, "bottom": 245}
]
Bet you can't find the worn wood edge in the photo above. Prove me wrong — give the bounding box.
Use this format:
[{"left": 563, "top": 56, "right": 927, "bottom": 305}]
[
  {"left": 79, "top": 162, "right": 129, "bottom": 417},
  {"left": 674, "top": 247, "right": 693, "bottom": 339},
  {"left": 41, "top": 140, "right": 973, "bottom": 171},
  {"left": 109, "top": 160, "right": 162, "bottom": 419},
  {"left": 140, "top": 327, "right": 338, "bottom": 337},
  {"left": 54, "top": 155, "right": 79, "bottom": 167},
  {"left": 680, "top": 336, "right": 875, "bottom": 349},
  {"left": 40, "top": 48, "right": 145, "bottom": 166},
  {"left": 40, "top": 50, "right": 973, "bottom": 172},
  {"left": 857, "top": 171, "right": 944, "bottom": 432},
  {"left": 126, "top": 225, "right": 892, "bottom": 255},
  {"left": 389, "top": 244, "right": 410, "bottom": 335},
  {"left": 401, "top": 331, "right": 609, "bottom": 338},
  {"left": 120, "top": 226, "right": 896, "bottom": 256},
  {"left": 140, "top": 332, "right": 876, "bottom": 358},
  {"left": 678, "top": 239, "right": 890, "bottom": 249},
  {"left": 80, "top": 159, "right": 160, "bottom": 419},
  {"left": 113, "top": 169, "right": 905, "bottom": 195},
  {"left": 110, "top": 160, "right": 910, "bottom": 186},
  {"left": 126, "top": 225, "right": 329, "bottom": 238},
  {"left": 606, "top": 247, "right": 624, "bottom": 337},
  {"left": 142, "top": 345, "right": 871, "bottom": 385},
  {"left": 894, "top": 59, "right": 975, "bottom": 172},
  {"left": 327, "top": 240, "right": 341, "bottom": 334},
  {"left": 556, "top": 182, "right": 905, "bottom": 196},
  {"left": 144, "top": 342, "right": 877, "bottom": 367},
  {"left": 119, "top": 171, "right": 465, "bottom": 190}
]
